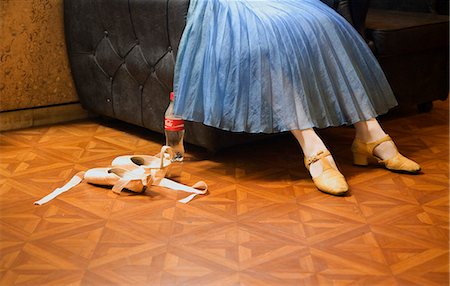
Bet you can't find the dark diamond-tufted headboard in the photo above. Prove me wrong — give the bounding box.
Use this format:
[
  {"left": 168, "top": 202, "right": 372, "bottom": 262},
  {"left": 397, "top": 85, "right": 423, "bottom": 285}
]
[{"left": 64, "top": 0, "right": 369, "bottom": 151}]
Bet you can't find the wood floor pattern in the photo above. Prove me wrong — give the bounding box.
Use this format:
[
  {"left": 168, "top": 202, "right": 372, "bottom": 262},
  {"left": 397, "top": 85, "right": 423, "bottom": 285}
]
[{"left": 0, "top": 100, "right": 448, "bottom": 286}]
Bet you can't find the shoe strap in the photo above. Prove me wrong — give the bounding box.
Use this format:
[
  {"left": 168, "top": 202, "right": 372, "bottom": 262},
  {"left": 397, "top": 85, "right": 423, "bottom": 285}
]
[
  {"left": 366, "top": 135, "right": 392, "bottom": 155},
  {"left": 159, "top": 146, "right": 174, "bottom": 168},
  {"left": 34, "top": 171, "right": 85, "bottom": 205},
  {"left": 304, "top": 150, "right": 331, "bottom": 168},
  {"left": 112, "top": 167, "right": 147, "bottom": 194},
  {"left": 112, "top": 178, "right": 131, "bottom": 194},
  {"left": 157, "top": 178, "right": 208, "bottom": 203}
]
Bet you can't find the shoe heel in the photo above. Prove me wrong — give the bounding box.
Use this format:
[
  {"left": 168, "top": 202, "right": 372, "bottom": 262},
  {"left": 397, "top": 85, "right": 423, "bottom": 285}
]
[{"left": 353, "top": 153, "right": 369, "bottom": 166}]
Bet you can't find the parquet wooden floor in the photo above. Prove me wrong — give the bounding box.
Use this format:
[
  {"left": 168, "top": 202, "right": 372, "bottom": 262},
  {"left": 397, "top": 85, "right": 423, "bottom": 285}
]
[{"left": 0, "top": 100, "right": 448, "bottom": 286}]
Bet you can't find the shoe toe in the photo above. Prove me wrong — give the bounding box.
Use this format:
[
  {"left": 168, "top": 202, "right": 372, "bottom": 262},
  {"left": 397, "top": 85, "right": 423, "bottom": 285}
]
[
  {"left": 404, "top": 160, "right": 421, "bottom": 172},
  {"left": 84, "top": 168, "right": 116, "bottom": 185},
  {"left": 386, "top": 154, "right": 421, "bottom": 173},
  {"left": 125, "top": 180, "right": 145, "bottom": 193},
  {"left": 313, "top": 170, "right": 349, "bottom": 195}
]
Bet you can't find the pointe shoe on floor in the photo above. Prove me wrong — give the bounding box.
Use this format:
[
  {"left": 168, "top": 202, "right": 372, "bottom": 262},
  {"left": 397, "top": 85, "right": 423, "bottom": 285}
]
[
  {"left": 85, "top": 167, "right": 147, "bottom": 194},
  {"left": 351, "top": 135, "right": 421, "bottom": 173},
  {"left": 35, "top": 146, "right": 207, "bottom": 205},
  {"left": 111, "top": 146, "right": 173, "bottom": 170},
  {"left": 111, "top": 146, "right": 174, "bottom": 183},
  {"left": 304, "top": 150, "right": 349, "bottom": 196},
  {"left": 111, "top": 146, "right": 207, "bottom": 203}
]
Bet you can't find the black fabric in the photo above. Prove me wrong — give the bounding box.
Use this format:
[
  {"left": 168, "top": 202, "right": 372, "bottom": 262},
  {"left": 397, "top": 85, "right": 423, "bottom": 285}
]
[
  {"left": 370, "top": 0, "right": 437, "bottom": 13},
  {"left": 350, "top": 0, "right": 370, "bottom": 34},
  {"left": 168, "top": 0, "right": 190, "bottom": 57},
  {"left": 65, "top": 0, "right": 176, "bottom": 132},
  {"left": 436, "top": 0, "right": 449, "bottom": 14},
  {"left": 321, "top": 0, "right": 354, "bottom": 25},
  {"left": 376, "top": 50, "right": 449, "bottom": 106},
  {"left": 321, "top": 0, "right": 371, "bottom": 34}
]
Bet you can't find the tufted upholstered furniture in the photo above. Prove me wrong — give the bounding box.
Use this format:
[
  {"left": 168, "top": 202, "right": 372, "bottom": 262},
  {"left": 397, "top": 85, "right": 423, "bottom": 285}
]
[
  {"left": 64, "top": 0, "right": 371, "bottom": 151},
  {"left": 64, "top": 0, "right": 447, "bottom": 151}
]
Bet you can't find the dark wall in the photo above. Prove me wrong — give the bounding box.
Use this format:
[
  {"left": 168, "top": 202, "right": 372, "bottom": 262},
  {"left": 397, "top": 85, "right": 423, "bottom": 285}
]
[
  {"left": 370, "top": 0, "right": 449, "bottom": 14},
  {"left": 437, "top": 0, "right": 449, "bottom": 14}
]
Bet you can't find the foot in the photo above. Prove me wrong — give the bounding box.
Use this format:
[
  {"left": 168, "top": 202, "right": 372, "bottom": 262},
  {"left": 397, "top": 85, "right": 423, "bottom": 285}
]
[
  {"left": 355, "top": 131, "right": 403, "bottom": 161},
  {"left": 352, "top": 135, "right": 421, "bottom": 173},
  {"left": 372, "top": 140, "right": 397, "bottom": 161},
  {"left": 304, "top": 150, "right": 349, "bottom": 195},
  {"left": 308, "top": 153, "right": 339, "bottom": 178}
]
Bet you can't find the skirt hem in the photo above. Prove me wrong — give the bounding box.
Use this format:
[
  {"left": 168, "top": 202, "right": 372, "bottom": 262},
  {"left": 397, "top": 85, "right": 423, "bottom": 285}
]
[{"left": 181, "top": 103, "right": 398, "bottom": 134}]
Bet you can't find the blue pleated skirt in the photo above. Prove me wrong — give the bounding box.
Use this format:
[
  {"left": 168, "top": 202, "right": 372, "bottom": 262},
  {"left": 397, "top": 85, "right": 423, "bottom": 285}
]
[{"left": 173, "top": 0, "right": 398, "bottom": 133}]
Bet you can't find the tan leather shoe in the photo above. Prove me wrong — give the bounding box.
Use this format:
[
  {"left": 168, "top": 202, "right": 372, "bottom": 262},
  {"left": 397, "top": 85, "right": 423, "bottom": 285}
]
[
  {"left": 304, "top": 150, "right": 349, "bottom": 195},
  {"left": 351, "top": 135, "right": 421, "bottom": 173}
]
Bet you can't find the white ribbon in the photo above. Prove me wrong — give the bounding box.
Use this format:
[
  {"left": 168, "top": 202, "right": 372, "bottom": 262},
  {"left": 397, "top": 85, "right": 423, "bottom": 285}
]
[
  {"left": 111, "top": 167, "right": 147, "bottom": 194},
  {"left": 34, "top": 171, "right": 85, "bottom": 205},
  {"left": 157, "top": 178, "right": 208, "bottom": 203}
]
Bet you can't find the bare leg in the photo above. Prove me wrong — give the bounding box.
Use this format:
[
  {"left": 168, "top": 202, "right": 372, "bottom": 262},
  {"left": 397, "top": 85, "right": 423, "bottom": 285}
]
[
  {"left": 291, "top": 128, "right": 339, "bottom": 178},
  {"left": 353, "top": 118, "right": 396, "bottom": 160}
]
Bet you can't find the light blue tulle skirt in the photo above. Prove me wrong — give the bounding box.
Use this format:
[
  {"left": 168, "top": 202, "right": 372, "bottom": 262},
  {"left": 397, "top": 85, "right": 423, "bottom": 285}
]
[{"left": 173, "top": 0, "right": 398, "bottom": 133}]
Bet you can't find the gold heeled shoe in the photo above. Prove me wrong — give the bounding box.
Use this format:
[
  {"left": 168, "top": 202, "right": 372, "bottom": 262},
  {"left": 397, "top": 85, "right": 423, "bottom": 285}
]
[
  {"left": 304, "top": 150, "right": 349, "bottom": 195},
  {"left": 351, "top": 135, "right": 421, "bottom": 173}
]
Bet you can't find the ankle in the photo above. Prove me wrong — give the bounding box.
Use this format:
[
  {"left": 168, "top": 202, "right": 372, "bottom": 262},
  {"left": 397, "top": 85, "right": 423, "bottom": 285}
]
[
  {"left": 373, "top": 141, "right": 397, "bottom": 160},
  {"left": 291, "top": 129, "right": 328, "bottom": 157},
  {"left": 355, "top": 130, "right": 387, "bottom": 143},
  {"left": 301, "top": 135, "right": 328, "bottom": 158},
  {"left": 307, "top": 153, "right": 339, "bottom": 178},
  {"left": 354, "top": 119, "right": 388, "bottom": 143}
]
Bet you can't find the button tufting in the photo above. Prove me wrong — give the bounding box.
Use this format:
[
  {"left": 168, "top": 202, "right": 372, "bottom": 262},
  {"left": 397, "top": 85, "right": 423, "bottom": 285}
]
[
  {"left": 104, "top": 30, "right": 109, "bottom": 36},
  {"left": 106, "top": 98, "right": 111, "bottom": 103}
]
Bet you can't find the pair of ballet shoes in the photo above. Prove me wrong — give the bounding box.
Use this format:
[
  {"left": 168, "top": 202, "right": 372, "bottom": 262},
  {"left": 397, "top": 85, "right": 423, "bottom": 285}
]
[
  {"left": 87, "top": 145, "right": 175, "bottom": 194},
  {"left": 35, "top": 146, "right": 208, "bottom": 205}
]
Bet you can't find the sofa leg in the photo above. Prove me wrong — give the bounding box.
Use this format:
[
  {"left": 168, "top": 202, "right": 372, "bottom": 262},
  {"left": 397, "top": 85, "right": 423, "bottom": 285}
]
[{"left": 418, "top": 101, "right": 433, "bottom": 113}]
